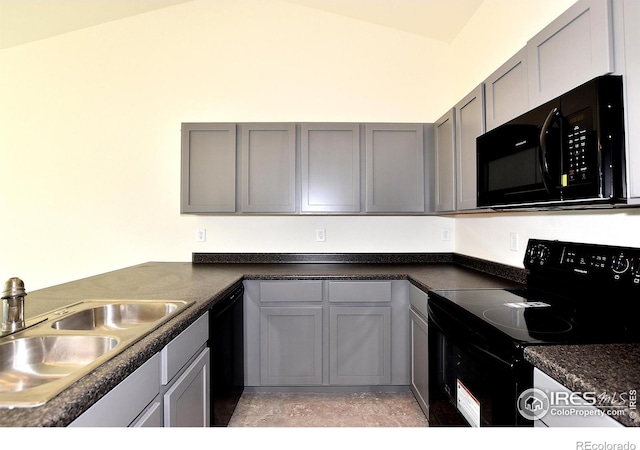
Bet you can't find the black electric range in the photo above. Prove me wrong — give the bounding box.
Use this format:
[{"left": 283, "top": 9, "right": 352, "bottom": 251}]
[{"left": 428, "top": 239, "right": 640, "bottom": 427}]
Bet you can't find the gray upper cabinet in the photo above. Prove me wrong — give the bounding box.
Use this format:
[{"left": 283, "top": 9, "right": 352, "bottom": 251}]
[
  {"left": 455, "top": 85, "right": 485, "bottom": 211},
  {"left": 365, "top": 124, "right": 425, "bottom": 213},
  {"left": 434, "top": 110, "right": 456, "bottom": 212},
  {"left": 181, "top": 122, "right": 428, "bottom": 214},
  {"left": 301, "top": 123, "right": 360, "bottom": 213},
  {"left": 485, "top": 47, "right": 529, "bottom": 131},
  {"left": 616, "top": 0, "right": 640, "bottom": 202},
  {"left": 180, "top": 123, "right": 237, "bottom": 213},
  {"left": 527, "top": 0, "right": 614, "bottom": 108},
  {"left": 241, "top": 123, "right": 296, "bottom": 213}
]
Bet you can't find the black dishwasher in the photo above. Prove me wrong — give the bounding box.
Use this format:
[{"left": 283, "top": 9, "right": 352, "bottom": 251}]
[{"left": 208, "top": 283, "right": 244, "bottom": 426}]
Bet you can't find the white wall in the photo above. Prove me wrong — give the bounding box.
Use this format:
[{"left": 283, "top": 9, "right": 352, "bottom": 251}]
[
  {"left": 455, "top": 209, "right": 640, "bottom": 268},
  {"left": 0, "top": 0, "right": 454, "bottom": 290},
  {"left": 448, "top": 0, "right": 578, "bottom": 103},
  {"left": 2, "top": 0, "right": 633, "bottom": 291}
]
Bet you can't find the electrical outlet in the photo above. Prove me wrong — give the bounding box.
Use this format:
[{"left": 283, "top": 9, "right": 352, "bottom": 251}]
[
  {"left": 197, "top": 229, "right": 206, "bottom": 242},
  {"left": 441, "top": 228, "right": 451, "bottom": 241},
  {"left": 510, "top": 232, "right": 519, "bottom": 252},
  {"left": 316, "top": 228, "right": 326, "bottom": 242}
]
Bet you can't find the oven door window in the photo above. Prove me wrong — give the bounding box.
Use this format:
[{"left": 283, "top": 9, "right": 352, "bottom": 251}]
[{"left": 428, "top": 318, "right": 532, "bottom": 427}]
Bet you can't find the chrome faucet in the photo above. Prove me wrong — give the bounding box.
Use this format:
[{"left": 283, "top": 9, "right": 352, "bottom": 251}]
[{"left": 1, "top": 277, "right": 27, "bottom": 334}]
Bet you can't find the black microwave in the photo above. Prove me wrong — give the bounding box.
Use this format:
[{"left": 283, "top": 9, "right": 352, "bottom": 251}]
[{"left": 476, "top": 75, "right": 626, "bottom": 209}]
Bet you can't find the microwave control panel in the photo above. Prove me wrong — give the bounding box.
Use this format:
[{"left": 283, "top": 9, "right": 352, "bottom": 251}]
[{"left": 563, "top": 109, "right": 594, "bottom": 186}]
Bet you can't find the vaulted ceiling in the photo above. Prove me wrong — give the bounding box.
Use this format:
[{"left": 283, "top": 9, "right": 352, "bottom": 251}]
[{"left": 0, "top": 0, "right": 483, "bottom": 50}]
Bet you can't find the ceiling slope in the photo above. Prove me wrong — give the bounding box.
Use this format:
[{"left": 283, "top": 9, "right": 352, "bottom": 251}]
[{"left": 0, "top": 0, "right": 483, "bottom": 50}]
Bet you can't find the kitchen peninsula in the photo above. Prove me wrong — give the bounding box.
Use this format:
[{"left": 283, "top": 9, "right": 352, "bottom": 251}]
[{"left": 0, "top": 253, "right": 521, "bottom": 427}]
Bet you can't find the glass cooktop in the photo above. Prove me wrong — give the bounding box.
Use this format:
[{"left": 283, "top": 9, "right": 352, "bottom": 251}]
[{"left": 429, "top": 288, "right": 579, "bottom": 344}]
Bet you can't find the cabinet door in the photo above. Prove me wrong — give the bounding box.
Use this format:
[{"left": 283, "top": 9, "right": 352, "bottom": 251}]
[
  {"left": 621, "top": 0, "right": 640, "bottom": 201},
  {"left": 130, "top": 399, "right": 163, "bottom": 427},
  {"left": 485, "top": 47, "right": 529, "bottom": 130},
  {"left": 301, "top": 123, "right": 360, "bottom": 212},
  {"left": 434, "top": 110, "right": 456, "bottom": 212},
  {"left": 527, "top": 0, "right": 613, "bottom": 107},
  {"left": 164, "top": 348, "right": 210, "bottom": 427},
  {"left": 410, "top": 309, "right": 429, "bottom": 417},
  {"left": 241, "top": 123, "right": 296, "bottom": 213},
  {"left": 455, "top": 85, "right": 484, "bottom": 211},
  {"left": 181, "top": 123, "right": 237, "bottom": 213},
  {"left": 365, "top": 124, "right": 425, "bottom": 212},
  {"left": 260, "top": 306, "right": 323, "bottom": 385},
  {"left": 329, "top": 306, "right": 391, "bottom": 385}
]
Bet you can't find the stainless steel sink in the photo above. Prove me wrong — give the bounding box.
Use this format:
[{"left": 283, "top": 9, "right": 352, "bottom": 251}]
[
  {"left": 0, "top": 335, "right": 118, "bottom": 393},
  {"left": 0, "top": 299, "right": 193, "bottom": 408},
  {"left": 51, "top": 301, "right": 182, "bottom": 331}
]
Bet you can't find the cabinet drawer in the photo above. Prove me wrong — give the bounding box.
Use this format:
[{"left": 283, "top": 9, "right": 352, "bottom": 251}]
[
  {"left": 328, "top": 281, "right": 391, "bottom": 303},
  {"left": 161, "top": 312, "right": 209, "bottom": 385},
  {"left": 409, "top": 284, "right": 429, "bottom": 318},
  {"left": 259, "top": 280, "right": 323, "bottom": 302},
  {"left": 69, "top": 353, "right": 160, "bottom": 427}
]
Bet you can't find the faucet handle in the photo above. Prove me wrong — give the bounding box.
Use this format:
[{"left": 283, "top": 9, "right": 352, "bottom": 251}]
[{"left": 2, "top": 277, "right": 27, "bottom": 299}]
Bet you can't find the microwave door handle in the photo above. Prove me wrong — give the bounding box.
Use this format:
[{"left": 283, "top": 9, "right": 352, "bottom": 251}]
[{"left": 539, "top": 107, "right": 561, "bottom": 194}]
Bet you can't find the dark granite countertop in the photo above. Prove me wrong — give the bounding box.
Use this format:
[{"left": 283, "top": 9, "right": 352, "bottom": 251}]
[
  {"left": 0, "top": 254, "right": 523, "bottom": 427},
  {"left": 524, "top": 344, "right": 640, "bottom": 427}
]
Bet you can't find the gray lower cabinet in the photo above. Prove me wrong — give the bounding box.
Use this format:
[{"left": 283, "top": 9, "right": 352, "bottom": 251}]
[
  {"left": 301, "top": 123, "right": 360, "bottom": 213},
  {"left": 69, "top": 312, "right": 210, "bottom": 427},
  {"left": 434, "top": 109, "right": 456, "bottom": 212},
  {"left": 244, "top": 280, "right": 409, "bottom": 388},
  {"left": 365, "top": 124, "right": 425, "bottom": 213},
  {"left": 329, "top": 306, "right": 391, "bottom": 385},
  {"left": 69, "top": 353, "right": 161, "bottom": 427},
  {"left": 410, "top": 310, "right": 428, "bottom": 417},
  {"left": 260, "top": 306, "right": 323, "bottom": 385},
  {"left": 241, "top": 123, "right": 296, "bottom": 213},
  {"left": 409, "top": 284, "right": 429, "bottom": 417},
  {"left": 160, "top": 312, "right": 210, "bottom": 427},
  {"left": 163, "top": 348, "right": 210, "bottom": 427},
  {"left": 180, "top": 123, "right": 237, "bottom": 213}
]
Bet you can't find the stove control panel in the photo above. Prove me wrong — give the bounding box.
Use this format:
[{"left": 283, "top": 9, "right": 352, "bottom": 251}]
[{"left": 525, "top": 239, "right": 640, "bottom": 286}]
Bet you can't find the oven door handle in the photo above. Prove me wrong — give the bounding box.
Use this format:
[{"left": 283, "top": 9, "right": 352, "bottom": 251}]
[{"left": 467, "top": 341, "right": 516, "bottom": 370}]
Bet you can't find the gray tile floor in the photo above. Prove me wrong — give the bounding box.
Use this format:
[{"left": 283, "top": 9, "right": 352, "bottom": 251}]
[{"left": 228, "top": 391, "right": 429, "bottom": 427}]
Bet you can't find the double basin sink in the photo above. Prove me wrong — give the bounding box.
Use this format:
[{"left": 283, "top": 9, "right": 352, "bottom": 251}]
[{"left": 0, "top": 299, "right": 193, "bottom": 408}]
